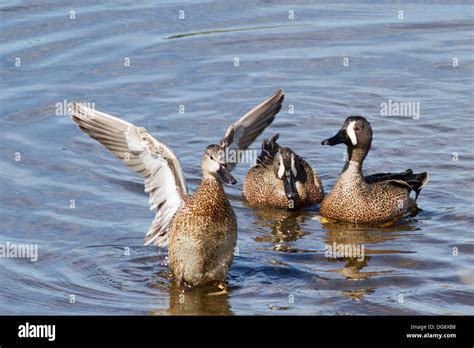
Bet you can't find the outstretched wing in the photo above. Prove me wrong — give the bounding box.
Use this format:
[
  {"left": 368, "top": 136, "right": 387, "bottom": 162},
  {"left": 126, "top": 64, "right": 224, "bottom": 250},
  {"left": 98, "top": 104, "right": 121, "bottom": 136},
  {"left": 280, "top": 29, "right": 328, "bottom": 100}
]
[
  {"left": 70, "top": 102, "right": 187, "bottom": 247},
  {"left": 220, "top": 89, "right": 284, "bottom": 170}
]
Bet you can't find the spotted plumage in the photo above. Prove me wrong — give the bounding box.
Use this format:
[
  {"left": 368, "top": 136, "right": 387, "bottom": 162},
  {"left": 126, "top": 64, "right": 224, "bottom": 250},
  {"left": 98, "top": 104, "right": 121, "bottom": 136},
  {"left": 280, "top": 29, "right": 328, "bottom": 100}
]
[
  {"left": 169, "top": 178, "right": 237, "bottom": 285},
  {"left": 243, "top": 134, "right": 324, "bottom": 209},
  {"left": 320, "top": 116, "right": 428, "bottom": 224},
  {"left": 70, "top": 89, "right": 284, "bottom": 286}
]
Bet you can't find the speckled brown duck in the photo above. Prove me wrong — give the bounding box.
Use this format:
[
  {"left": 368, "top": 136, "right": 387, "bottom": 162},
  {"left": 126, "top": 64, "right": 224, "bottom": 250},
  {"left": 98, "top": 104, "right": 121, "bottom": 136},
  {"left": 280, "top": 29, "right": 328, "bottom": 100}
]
[
  {"left": 243, "top": 134, "right": 324, "bottom": 209},
  {"left": 70, "top": 89, "right": 284, "bottom": 287},
  {"left": 320, "top": 116, "right": 429, "bottom": 225}
]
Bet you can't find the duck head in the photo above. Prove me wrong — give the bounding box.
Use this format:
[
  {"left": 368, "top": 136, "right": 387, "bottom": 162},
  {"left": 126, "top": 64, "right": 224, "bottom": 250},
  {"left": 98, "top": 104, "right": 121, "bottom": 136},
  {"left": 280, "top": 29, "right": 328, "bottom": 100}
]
[
  {"left": 202, "top": 144, "right": 237, "bottom": 185},
  {"left": 273, "top": 147, "right": 299, "bottom": 200},
  {"left": 321, "top": 116, "right": 373, "bottom": 150}
]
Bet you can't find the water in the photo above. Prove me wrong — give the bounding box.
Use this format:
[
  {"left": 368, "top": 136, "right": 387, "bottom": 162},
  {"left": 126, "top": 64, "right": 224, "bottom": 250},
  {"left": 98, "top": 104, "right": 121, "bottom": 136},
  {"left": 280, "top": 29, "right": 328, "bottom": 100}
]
[{"left": 1, "top": 0, "right": 473, "bottom": 315}]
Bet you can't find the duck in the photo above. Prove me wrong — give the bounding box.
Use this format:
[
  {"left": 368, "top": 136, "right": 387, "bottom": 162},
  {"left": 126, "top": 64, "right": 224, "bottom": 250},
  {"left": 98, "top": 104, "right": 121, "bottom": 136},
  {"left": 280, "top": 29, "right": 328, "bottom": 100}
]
[
  {"left": 320, "top": 116, "right": 428, "bottom": 224},
  {"left": 243, "top": 133, "right": 324, "bottom": 209},
  {"left": 69, "top": 89, "right": 284, "bottom": 287}
]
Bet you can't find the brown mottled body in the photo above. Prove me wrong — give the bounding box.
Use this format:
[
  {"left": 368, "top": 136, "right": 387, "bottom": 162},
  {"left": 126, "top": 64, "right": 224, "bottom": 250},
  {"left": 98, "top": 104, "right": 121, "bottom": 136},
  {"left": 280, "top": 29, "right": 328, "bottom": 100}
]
[
  {"left": 320, "top": 163, "right": 415, "bottom": 224},
  {"left": 243, "top": 159, "right": 324, "bottom": 209},
  {"left": 169, "top": 178, "right": 237, "bottom": 286}
]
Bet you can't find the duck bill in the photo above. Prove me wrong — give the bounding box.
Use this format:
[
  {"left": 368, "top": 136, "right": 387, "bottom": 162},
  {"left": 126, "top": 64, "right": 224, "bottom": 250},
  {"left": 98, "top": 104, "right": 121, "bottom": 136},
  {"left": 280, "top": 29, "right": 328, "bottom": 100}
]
[
  {"left": 321, "top": 129, "right": 348, "bottom": 146},
  {"left": 217, "top": 165, "right": 237, "bottom": 185},
  {"left": 283, "top": 171, "right": 297, "bottom": 199}
]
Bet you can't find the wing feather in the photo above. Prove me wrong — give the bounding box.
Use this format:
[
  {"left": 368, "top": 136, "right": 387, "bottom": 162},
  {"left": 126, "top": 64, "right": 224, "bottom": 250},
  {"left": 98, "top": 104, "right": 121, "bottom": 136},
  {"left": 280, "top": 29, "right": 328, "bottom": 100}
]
[
  {"left": 220, "top": 89, "right": 284, "bottom": 170},
  {"left": 70, "top": 102, "right": 187, "bottom": 247}
]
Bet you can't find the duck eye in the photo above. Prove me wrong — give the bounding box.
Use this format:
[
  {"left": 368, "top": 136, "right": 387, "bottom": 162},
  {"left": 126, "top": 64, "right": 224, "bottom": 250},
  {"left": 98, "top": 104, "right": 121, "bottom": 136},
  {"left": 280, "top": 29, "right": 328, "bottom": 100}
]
[
  {"left": 210, "top": 155, "right": 214, "bottom": 160},
  {"left": 354, "top": 126, "right": 359, "bottom": 131}
]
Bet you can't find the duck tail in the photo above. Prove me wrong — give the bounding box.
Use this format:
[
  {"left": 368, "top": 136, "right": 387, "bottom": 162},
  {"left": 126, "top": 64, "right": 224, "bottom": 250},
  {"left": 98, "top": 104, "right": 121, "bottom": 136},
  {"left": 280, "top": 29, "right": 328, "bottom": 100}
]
[
  {"left": 401, "top": 170, "right": 428, "bottom": 201},
  {"left": 412, "top": 172, "right": 429, "bottom": 200},
  {"left": 366, "top": 169, "right": 429, "bottom": 201},
  {"left": 257, "top": 133, "right": 280, "bottom": 164}
]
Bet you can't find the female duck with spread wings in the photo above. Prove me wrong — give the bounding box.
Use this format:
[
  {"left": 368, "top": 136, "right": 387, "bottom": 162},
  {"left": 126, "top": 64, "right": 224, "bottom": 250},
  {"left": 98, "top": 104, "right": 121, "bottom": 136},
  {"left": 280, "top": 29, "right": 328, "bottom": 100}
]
[{"left": 70, "top": 89, "right": 284, "bottom": 287}]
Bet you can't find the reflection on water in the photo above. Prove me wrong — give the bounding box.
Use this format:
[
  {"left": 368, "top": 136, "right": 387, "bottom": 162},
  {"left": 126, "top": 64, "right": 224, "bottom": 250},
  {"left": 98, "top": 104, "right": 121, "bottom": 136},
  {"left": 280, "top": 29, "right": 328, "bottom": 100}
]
[
  {"left": 342, "top": 288, "right": 376, "bottom": 302},
  {"left": 250, "top": 206, "right": 313, "bottom": 252},
  {"left": 328, "top": 256, "right": 380, "bottom": 281},
  {"left": 321, "top": 219, "right": 419, "bottom": 281},
  {"left": 152, "top": 283, "right": 233, "bottom": 316},
  {"left": 322, "top": 218, "right": 421, "bottom": 250},
  {"left": 251, "top": 208, "right": 431, "bottom": 303}
]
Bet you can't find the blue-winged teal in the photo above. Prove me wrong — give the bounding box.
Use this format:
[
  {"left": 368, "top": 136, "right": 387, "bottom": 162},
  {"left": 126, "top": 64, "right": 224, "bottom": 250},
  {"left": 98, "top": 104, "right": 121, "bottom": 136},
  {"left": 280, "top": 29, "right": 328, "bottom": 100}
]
[
  {"left": 320, "top": 116, "right": 428, "bottom": 224},
  {"left": 70, "top": 89, "right": 284, "bottom": 287},
  {"left": 243, "top": 134, "right": 324, "bottom": 209}
]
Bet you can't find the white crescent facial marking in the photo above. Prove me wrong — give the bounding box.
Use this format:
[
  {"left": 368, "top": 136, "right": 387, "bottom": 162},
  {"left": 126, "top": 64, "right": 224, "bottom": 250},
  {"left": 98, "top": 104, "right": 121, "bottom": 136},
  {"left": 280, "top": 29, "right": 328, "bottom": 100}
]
[
  {"left": 291, "top": 154, "right": 297, "bottom": 177},
  {"left": 347, "top": 121, "right": 358, "bottom": 146},
  {"left": 278, "top": 155, "right": 285, "bottom": 179}
]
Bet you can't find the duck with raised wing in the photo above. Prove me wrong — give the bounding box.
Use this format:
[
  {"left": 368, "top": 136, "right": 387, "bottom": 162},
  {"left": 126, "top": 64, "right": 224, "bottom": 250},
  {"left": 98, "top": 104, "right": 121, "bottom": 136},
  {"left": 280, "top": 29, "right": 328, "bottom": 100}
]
[
  {"left": 320, "top": 116, "right": 428, "bottom": 224},
  {"left": 243, "top": 133, "right": 324, "bottom": 209},
  {"left": 70, "top": 89, "right": 284, "bottom": 287}
]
